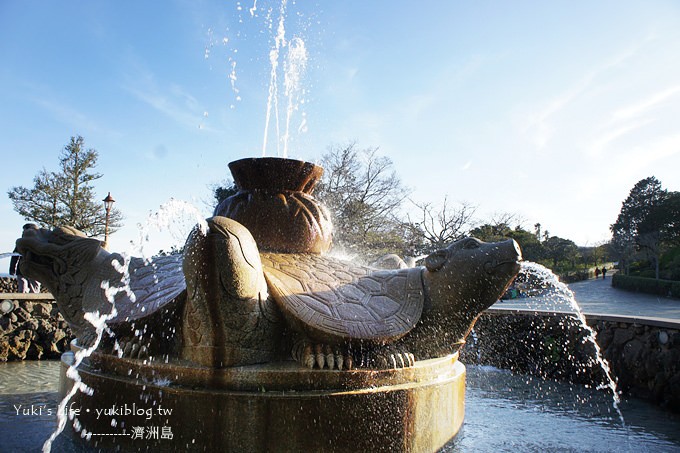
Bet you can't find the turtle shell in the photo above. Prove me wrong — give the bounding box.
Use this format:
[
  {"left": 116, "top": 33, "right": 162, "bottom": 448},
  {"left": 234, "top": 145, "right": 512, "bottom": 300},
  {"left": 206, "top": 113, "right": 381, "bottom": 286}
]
[{"left": 260, "top": 253, "right": 424, "bottom": 344}]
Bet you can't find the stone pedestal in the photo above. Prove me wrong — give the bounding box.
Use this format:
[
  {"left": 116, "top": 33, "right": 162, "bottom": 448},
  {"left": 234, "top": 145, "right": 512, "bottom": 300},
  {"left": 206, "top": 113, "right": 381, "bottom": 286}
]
[{"left": 59, "top": 351, "right": 466, "bottom": 452}]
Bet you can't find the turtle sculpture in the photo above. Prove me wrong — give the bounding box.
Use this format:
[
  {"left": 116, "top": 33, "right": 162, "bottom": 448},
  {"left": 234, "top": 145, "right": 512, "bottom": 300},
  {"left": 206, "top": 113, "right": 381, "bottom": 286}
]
[
  {"left": 13, "top": 224, "right": 186, "bottom": 356},
  {"left": 14, "top": 216, "right": 521, "bottom": 370}
]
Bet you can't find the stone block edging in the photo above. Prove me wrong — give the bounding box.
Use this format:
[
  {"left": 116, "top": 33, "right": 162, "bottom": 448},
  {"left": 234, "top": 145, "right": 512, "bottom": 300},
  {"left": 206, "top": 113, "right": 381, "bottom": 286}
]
[{"left": 488, "top": 306, "right": 680, "bottom": 329}]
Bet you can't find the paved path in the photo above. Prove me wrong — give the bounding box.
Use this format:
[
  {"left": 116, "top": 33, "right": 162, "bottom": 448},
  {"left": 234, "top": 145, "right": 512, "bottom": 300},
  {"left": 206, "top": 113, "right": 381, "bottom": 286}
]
[{"left": 492, "top": 275, "right": 680, "bottom": 322}]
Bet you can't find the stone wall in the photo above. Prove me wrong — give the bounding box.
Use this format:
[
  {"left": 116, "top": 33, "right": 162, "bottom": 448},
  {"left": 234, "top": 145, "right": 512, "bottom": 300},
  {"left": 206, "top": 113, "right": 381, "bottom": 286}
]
[
  {"left": 0, "top": 277, "right": 73, "bottom": 361},
  {"left": 0, "top": 276, "right": 50, "bottom": 293},
  {"left": 461, "top": 309, "right": 680, "bottom": 412},
  {"left": 0, "top": 276, "right": 18, "bottom": 293},
  {"left": 0, "top": 299, "right": 73, "bottom": 361}
]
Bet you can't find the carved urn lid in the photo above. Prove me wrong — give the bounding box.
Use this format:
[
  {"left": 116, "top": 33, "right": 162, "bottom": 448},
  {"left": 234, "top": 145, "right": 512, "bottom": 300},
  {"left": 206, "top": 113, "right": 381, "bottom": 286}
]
[{"left": 229, "top": 157, "right": 323, "bottom": 194}]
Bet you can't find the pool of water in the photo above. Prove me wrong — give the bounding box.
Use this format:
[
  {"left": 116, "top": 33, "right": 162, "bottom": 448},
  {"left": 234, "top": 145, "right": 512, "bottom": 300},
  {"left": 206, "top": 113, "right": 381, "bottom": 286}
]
[
  {"left": 448, "top": 366, "right": 680, "bottom": 452},
  {"left": 0, "top": 361, "right": 678, "bottom": 452}
]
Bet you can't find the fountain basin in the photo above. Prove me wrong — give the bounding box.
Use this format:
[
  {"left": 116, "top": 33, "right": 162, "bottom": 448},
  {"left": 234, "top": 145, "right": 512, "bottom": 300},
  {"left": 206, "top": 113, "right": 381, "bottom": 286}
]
[{"left": 59, "top": 349, "right": 466, "bottom": 452}]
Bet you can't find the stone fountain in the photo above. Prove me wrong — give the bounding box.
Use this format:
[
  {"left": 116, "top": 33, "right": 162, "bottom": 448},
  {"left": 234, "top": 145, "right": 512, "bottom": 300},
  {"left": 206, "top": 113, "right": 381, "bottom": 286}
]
[{"left": 15, "top": 157, "right": 521, "bottom": 452}]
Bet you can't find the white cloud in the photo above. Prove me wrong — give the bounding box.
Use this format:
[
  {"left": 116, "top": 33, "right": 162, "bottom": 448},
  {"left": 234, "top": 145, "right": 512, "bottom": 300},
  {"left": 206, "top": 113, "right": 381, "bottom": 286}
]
[
  {"left": 345, "top": 67, "right": 359, "bottom": 81},
  {"left": 520, "top": 41, "right": 647, "bottom": 151},
  {"left": 586, "top": 84, "right": 680, "bottom": 158},
  {"left": 31, "top": 97, "right": 106, "bottom": 133},
  {"left": 125, "top": 83, "right": 208, "bottom": 131},
  {"left": 586, "top": 118, "right": 653, "bottom": 158},
  {"left": 120, "top": 61, "right": 209, "bottom": 131},
  {"left": 610, "top": 85, "right": 680, "bottom": 123},
  {"left": 631, "top": 133, "right": 680, "bottom": 162}
]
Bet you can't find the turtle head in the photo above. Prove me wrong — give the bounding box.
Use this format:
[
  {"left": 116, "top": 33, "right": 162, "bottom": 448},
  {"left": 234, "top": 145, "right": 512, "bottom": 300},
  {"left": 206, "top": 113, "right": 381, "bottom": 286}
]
[
  {"left": 422, "top": 237, "right": 522, "bottom": 321},
  {"left": 15, "top": 225, "right": 106, "bottom": 297},
  {"left": 14, "top": 224, "right": 111, "bottom": 341}
]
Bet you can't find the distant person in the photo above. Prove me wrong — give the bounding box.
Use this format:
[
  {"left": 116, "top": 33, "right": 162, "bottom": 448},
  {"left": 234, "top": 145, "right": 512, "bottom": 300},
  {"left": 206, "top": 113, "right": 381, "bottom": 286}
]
[
  {"left": 8, "top": 224, "right": 41, "bottom": 293},
  {"left": 601, "top": 267, "right": 607, "bottom": 279},
  {"left": 595, "top": 268, "right": 600, "bottom": 278}
]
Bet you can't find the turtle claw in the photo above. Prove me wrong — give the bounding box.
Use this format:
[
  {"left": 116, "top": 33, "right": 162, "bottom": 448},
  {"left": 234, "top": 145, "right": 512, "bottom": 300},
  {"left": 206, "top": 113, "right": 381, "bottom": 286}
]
[
  {"left": 334, "top": 351, "right": 344, "bottom": 370},
  {"left": 123, "top": 340, "right": 133, "bottom": 357},
  {"left": 365, "top": 346, "right": 415, "bottom": 369},
  {"left": 314, "top": 344, "right": 326, "bottom": 368},
  {"left": 291, "top": 341, "right": 413, "bottom": 370},
  {"left": 292, "top": 341, "right": 315, "bottom": 368},
  {"left": 113, "top": 337, "right": 152, "bottom": 360},
  {"left": 292, "top": 340, "right": 353, "bottom": 370},
  {"left": 137, "top": 344, "right": 149, "bottom": 360},
  {"left": 79, "top": 331, "right": 97, "bottom": 348},
  {"left": 116, "top": 340, "right": 126, "bottom": 357},
  {"left": 324, "top": 345, "right": 335, "bottom": 369}
]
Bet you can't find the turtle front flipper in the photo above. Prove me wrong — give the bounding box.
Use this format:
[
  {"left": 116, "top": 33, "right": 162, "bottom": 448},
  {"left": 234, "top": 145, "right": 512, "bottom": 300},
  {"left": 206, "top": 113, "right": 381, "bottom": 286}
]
[
  {"left": 181, "top": 216, "right": 284, "bottom": 368},
  {"left": 291, "top": 339, "right": 354, "bottom": 370}
]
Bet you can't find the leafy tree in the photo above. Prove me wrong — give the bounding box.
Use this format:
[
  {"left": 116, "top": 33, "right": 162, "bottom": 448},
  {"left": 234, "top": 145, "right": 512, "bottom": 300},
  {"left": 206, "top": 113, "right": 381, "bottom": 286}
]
[
  {"left": 611, "top": 176, "right": 671, "bottom": 279},
  {"left": 660, "top": 191, "right": 680, "bottom": 245},
  {"left": 543, "top": 236, "right": 578, "bottom": 269},
  {"left": 534, "top": 223, "right": 542, "bottom": 241},
  {"left": 8, "top": 136, "right": 123, "bottom": 238},
  {"left": 470, "top": 222, "right": 544, "bottom": 262},
  {"left": 613, "top": 177, "right": 665, "bottom": 233},
  {"left": 210, "top": 178, "right": 239, "bottom": 209},
  {"left": 610, "top": 228, "right": 636, "bottom": 275},
  {"left": 469, "top": 222, "right": 513, "bottom": 242},
  {"left": 9, "top": 169, "right": 64, "bottom": 228},
  {"left": 314, "top": 142, "right": 410, "bottom": 258},
  {"left": 507, "top": 227, "right": 543, "bottom": 262}
]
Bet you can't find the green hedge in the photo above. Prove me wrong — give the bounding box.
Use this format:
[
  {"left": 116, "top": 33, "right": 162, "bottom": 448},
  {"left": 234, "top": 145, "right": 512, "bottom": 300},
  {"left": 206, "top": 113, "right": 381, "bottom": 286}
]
[{"left": 612, "top": 273, "right": 680, "bottom": 298}]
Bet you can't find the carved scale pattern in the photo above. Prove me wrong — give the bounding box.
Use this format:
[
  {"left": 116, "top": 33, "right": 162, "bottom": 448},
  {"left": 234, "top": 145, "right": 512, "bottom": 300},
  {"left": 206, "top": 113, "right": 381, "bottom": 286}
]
[
  {"left": 261, "top": 253, "right": 424, "bottom": 343},
  {"left": 110, "top": 254, "right": 186, "bottom": 323}
]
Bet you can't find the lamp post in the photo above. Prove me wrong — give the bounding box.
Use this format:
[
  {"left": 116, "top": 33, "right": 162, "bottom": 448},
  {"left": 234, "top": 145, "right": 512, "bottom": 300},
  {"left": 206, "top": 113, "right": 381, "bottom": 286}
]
[{"left": 103, "top": 192, "right": 115, "bottom": 249}]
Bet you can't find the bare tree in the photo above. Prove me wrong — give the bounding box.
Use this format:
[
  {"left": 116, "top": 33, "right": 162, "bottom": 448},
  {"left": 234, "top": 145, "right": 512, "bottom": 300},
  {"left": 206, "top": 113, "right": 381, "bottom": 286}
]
[
  {"left": 407, "top": 197, "right": 476, "bottom": 253},
  {"left": 488, "top": 211, "right": 525, "bottom": 231},
  {"left": 315, "top": 142, "right": 410, "bottom": 257}
]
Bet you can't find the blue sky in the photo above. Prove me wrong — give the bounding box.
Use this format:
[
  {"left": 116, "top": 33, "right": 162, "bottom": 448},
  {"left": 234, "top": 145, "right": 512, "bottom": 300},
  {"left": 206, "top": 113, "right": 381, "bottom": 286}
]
[{"left": 1, "top": 0, "right": 679, "bottom": 262}]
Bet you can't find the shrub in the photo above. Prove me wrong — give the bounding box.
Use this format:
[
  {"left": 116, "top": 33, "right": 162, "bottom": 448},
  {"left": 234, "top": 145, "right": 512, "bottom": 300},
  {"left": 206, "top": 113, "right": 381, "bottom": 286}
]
[
  {"left": 612, "top": 274, "right": 680, "bottom": 298},
  {"left": 637, "top": 269, "right": 657, "bottom": 279},
  {"left": 672, "top": 282, "right": 680, "bottom": 299}
]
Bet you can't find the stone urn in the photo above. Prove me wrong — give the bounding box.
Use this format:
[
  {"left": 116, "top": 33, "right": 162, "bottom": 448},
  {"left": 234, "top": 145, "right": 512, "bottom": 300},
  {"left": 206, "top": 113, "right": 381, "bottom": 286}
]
[{"left": 214, "top": 157, "right": 333, "bottom": 254}]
